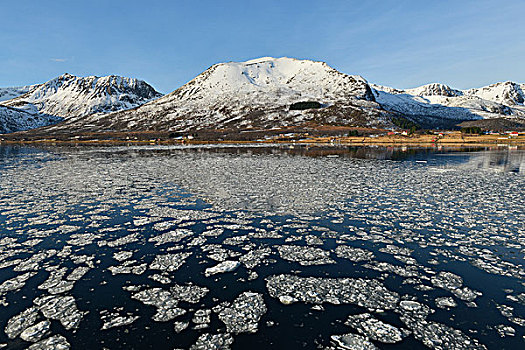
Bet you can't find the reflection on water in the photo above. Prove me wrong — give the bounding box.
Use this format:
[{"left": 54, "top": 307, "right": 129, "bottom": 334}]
[
  {"left": 2, "top": 143, "right": 523, "bottom": 166},
  {"left": 459, "top": 150, "right": 525, "bottom": 174}
]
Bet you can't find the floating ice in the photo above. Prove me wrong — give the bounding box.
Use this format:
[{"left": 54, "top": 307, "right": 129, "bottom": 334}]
[
  {"left": 170, "top": 283, "right": 209, "bottom": 303},
  {"left": 100, "top": 310, "right": 139, "bottom": 330},
  {"left": 0, "top": 272, "right": 36, "bottom": 293},
  {"left": 192, "top": 309, "right": 211, "bottom": 329},
  {"left": 435, "top": 297, "right": 457, "bottom": 309},
  {"left": 328, "top": 333, "right": 378, "bottom": 350},
  {"left": 33, "top": 295, "right": 86, "bottom": 330},
  {"left": 27, "top": 335, "right": 70, "bottom": 350},
  {"left": 4, "top": 306, "right": 39, "bottom": 339},
  {"left": 148, "top": 229, "right": 193, "bottom": 246},
  {"left": 266, "top": 275, "right": 399, "bottom": 311},
  {"left": 112, "top": 251, "right": 133, "bottom": 262},
  {"left": 149, "top": 252, "right": 191, "bottom": 272},
  {"left": 131, "top": 288, "right": 186, "bottom": 322},
  {"left": 20, "top": 321, "right": 51, "bottom": 342},
  {"left": 217, "top": 292, "right": 267, "bottom": 334},
  {"left": 345, "top": 313, "right": 404, "bottom": 343},
  {"left": 190, "top": 333, "right": 233, "bottom": 350},
  {"left": 335, "top": 245, "right": 374, "bottom": 262},
  {"left": 173, "top": 321, "right": 189, "bottom": 333},
  {"left": 108, "top": 262, "right": 147, "bottom": 275},
  {"left": 204, "top": 260, "right": 241, "bottom": 277}
]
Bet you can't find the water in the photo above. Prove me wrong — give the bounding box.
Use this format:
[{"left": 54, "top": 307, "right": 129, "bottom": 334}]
[{"left": 0, "top": 144, "right": 523, "bottom": 349}]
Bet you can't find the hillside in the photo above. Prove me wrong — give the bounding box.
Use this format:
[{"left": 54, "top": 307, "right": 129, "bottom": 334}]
[{"left": 41, "top": 57, "right": 388, "bottom": 134}]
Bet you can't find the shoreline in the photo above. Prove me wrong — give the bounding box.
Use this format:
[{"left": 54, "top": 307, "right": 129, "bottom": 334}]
[{"left": 1, "top": 134, "right": 525, "bottom": 148}]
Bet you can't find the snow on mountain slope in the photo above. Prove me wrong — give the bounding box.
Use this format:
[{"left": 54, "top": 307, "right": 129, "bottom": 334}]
[
  {"left": 0, "top": 106, "right": 61, "bottom": 134},
  {"left": 0, "top": 84, "right": 40, "bottom": 102},
  {"left": 1, "top": 73, "right": 162, "bottom": 121},
  {"left": 46, "top": 57, "right": 386, "bottom": 133},
  {"left": 406, "top": 83, "right": 461, "bottom": 97},
  {"left": 465, "top": 81, "right": 525, "bottom": 106},
  {"left": 372, "top": 80, "right": 525, "bottom": 127},
  {"left": 5, "top": 57, "right": 523, "bottom": 135}
]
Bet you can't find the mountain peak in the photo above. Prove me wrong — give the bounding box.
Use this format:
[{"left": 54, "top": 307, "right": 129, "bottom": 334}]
[
  {"left": 407, "top": 83, "right": 461, "bottom": 97},
  {"left": 59, "top": 72, "right": 75, "bottom": 79},
  {"left": 1, "top": 73, "right": 162, "bottom": 122}
]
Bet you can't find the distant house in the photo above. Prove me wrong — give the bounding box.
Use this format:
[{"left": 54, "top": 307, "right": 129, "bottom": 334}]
[
  {"left": 401, "top": 130, "right": 408, "bottom": 136},
  {"left": 509, "top": 131, "right": 518, "bottom": 137}
]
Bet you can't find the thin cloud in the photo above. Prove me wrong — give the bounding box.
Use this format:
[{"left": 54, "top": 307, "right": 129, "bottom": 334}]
[{"left": 50, "top": 58, "right": 67, "bottom": 62}]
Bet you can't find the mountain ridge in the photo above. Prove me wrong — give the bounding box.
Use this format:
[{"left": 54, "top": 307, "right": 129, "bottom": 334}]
[
  {"left": 0, "top": 73, "right": 162, "bottom": 133},
  {"left": 1, "top": 57, "right": 524, "bottom": 135}
]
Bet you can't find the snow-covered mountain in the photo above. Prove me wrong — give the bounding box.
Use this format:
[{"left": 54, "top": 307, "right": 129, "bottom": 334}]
[
  {"left": 0, "top": 74, "right": 162, "bottom": 133},
  {"left": 0, "top": 106, "right": 61, "bottom": 134},
  {"left": 46, "top": 57, "right": 388, "bottom": 133},
  {"left": 2, "top": 57, "right": 524, "bottom": 136},
  {"left": 0, "top": 84, "right": 40, "bottom": 103},
  {"left": 372, "top": 81, "right": 525, "bottom": 128},
  {"left": 2, "top": 73, "right": 162, "bottom": 120},
  {"left": 47, "top": 57, "right": 524, "bottom": 134}
]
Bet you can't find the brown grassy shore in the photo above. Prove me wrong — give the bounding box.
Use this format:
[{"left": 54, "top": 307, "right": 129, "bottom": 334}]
[{"left": 1, "top": 128, "right": 525, "bottom": 147}]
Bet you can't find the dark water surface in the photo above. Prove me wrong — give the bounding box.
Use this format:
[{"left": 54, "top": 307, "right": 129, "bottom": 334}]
[{"left": 0, "top": 144, "right": 523, "bottom": 349}]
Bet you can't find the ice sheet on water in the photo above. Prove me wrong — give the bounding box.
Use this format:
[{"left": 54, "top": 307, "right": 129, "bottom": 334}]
[
  {"left": 0, "top": 146, "right": 524, "bottom": 349},
  {"left": 190, "top": 332, "right": 234, "bottom": 350},
  {"left": 148, "top": 229, "right": 193, "bottom": 246},
  {"left": 435, "top": 297, "right": 458, "bottom": 309},
  {"left": 192, "top": 309, "right": 211, "bottom": 329},
  {"left": 266, "top": 275, "right": 399, "bottom": 311},
  {"left": 327, "top": 333, "right": 378, "bottom": 350},
  {"left": 239, "top": 247, "right": 272, "bottom": 269},
  {"left": 34, "top": 295, "right": 86, "bottom": 330},
  {"left": 217, "top": 292, "right": 267, "bottom": 334},
  {"left": 27, "top": 335, "right": 70, "bottom": 350},
  {"left": 0, "top": 272, "right": 37, "bottom": 294},
  {"left": 345, "top": 313, "right": 405, "bottom": 343},
  {"left": 277, "top": 245, "right": 335, "bottom": 266},
  {"left": 204, "top": 260, "right": 241, "bottom": 277},
  {"left": 131, "top": 288, "right": 186, "bottom": 322},
  {"left": 149, "top": 252, "right": 191, "bottom": 272},
  {"left": 20, "top": 321, "right": 51, "bottom": 343},
  {"left": 335, "top": 245, "right": 374, "bottom": 262},
  {"left": 173, "top": 321, "right": 189, "bottom": 333},
  {"left": 100, "top": 309, "right": 140, "bottom": 330},
  {"left": 112, "top": 251, "right": 133, "bottom": 262},
  {"left": 170, "top": 283, "right": 209, "bottom": 303},
  {"left": 4, "top": 306, "right": 39, "bottom": 339},
  {"left": 108, "top": 262, "right": 147, "bottom": 275},
  {"left": 400, "top": 315, "right": 486, "bottom": 350}
]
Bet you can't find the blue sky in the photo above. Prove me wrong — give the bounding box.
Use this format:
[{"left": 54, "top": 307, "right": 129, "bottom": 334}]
[{"left": 1, "top": 0, "right": 524, "bottom": 93}]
